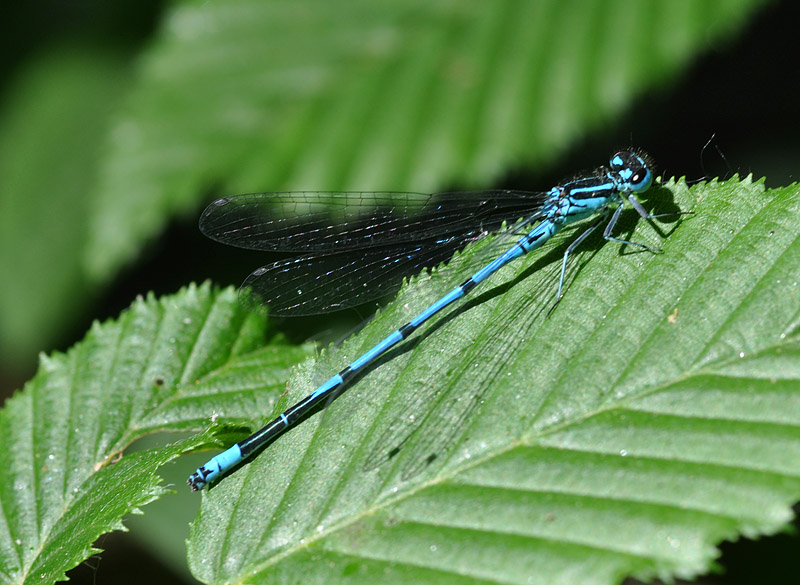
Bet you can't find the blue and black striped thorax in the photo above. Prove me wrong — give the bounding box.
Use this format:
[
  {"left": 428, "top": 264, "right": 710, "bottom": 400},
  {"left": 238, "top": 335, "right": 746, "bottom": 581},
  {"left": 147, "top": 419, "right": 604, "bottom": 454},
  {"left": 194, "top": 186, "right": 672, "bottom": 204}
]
[{"left": 541, "top": 150, "right": 655, "bottom": 226}]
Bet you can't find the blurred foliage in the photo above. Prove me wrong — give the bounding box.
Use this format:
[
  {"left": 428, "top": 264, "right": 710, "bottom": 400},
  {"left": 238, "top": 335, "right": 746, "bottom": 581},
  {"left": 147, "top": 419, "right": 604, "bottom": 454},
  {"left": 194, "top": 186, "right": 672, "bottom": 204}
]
[{"left": 0, "top": 0, "right": 770, "bottom": 375}]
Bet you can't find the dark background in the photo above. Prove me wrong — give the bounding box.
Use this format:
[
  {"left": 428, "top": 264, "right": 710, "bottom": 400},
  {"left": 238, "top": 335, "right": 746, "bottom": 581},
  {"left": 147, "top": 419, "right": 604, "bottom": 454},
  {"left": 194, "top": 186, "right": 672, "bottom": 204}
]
[{"left": 2, "top": 1, "right": 798, "bottom": 584}]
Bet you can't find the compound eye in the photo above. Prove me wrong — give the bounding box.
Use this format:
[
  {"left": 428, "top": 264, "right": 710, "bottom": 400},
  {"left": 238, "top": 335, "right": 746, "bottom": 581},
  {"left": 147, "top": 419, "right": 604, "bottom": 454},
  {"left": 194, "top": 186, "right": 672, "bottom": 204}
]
[
  {"left": 629, "top": 166, "right": 653, "bottom": 193},
  {"left": 609, "top": 152, "right": 626, "bottom": 171}
]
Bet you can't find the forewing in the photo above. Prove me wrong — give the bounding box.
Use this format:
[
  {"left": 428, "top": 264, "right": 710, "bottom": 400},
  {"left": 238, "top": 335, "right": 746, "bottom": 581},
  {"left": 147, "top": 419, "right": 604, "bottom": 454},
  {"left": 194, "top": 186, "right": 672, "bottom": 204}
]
[{"left": 199, "top": 190, "right": 545, "bottom": 253}]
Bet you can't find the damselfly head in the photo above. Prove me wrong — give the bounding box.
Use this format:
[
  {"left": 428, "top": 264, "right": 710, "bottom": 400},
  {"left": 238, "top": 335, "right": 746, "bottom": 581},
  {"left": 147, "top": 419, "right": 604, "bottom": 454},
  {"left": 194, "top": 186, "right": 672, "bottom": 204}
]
[{"left": 610, "top": 150, "right": 654, "bottom": 194}]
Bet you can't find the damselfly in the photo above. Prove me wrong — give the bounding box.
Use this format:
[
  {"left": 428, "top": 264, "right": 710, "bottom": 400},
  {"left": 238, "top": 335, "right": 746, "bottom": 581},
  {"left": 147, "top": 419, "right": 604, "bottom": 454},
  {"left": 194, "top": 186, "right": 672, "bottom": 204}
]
[{"left": 189, "top": 149, "right": 677, "bottom": 490}]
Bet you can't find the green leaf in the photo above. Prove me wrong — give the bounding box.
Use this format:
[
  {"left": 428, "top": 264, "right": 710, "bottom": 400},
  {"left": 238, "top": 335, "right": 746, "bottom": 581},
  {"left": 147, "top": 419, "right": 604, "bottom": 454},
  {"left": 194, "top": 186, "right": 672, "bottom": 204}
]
[
  {"left": 187, "top": 178, "right": 800, "bottom": 584},
  {"left": 86, "top": 0, "right": 768, "bottom": 280},
  {"left": 0, "top": 45, "right": 130, "bottom": 367},
  {"left": 0, "top": 283, "right": 313, "bottom": 584}
]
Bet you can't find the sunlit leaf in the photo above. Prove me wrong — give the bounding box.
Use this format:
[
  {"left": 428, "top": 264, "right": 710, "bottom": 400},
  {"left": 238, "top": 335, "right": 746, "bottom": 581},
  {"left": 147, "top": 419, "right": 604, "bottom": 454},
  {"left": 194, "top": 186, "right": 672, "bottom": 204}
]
[
  {"left": 187, "top": 178, "right": 800, "bottom": 584},
  {"left": 0, "top": 284, "right": 312, "bottom": 584}
]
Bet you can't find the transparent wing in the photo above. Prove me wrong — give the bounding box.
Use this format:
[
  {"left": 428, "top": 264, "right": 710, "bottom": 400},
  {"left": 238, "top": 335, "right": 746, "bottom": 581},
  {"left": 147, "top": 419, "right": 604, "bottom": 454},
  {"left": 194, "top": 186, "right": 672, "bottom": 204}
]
[
  {"left": 199, "top": 190, "right": 546, "bottom": 253},
  {"left": 203, "top": 189, "right": 548, "bottom": 316},
  {"left": 240, "top": 240, "right": 476, "bottom": 316}
]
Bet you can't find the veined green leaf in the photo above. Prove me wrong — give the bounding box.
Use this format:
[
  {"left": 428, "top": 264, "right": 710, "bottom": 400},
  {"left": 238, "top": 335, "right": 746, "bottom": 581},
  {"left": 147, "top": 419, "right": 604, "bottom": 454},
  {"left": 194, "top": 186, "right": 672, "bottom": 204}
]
[
  {"left": 187, "top": 178, "right": 800, "bottom": 584},
  {"left": 0, "top": 284, "right": 312, "bottom": 584}
]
